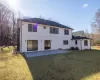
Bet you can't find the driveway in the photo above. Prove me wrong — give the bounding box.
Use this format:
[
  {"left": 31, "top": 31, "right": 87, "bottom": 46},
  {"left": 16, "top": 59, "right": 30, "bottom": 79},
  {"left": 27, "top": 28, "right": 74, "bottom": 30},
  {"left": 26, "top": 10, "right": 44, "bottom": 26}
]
[{"left": 24, "top": 50, "right": 69, "bottom": 57}]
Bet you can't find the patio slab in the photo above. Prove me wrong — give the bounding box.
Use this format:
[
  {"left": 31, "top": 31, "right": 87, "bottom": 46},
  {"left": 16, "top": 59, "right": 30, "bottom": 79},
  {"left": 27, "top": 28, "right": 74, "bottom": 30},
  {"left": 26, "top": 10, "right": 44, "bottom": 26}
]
[{"left": 24, "top": 50, "right": 69, "bottom": 57}]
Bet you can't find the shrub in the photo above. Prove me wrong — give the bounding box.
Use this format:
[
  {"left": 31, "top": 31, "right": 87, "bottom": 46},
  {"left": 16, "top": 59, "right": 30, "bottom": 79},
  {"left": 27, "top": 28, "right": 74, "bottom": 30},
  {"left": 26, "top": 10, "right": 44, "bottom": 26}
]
[
  {"left": 70, "top": 47, "right": 75, "bottom": 50},
  {"left": 58, "top": 48, "right": 63, "bottom": 50},
  {"left": 75, "top": 47, "right": 79, "bottom": 50},
  {"left": 2, "top": 47, "right": 12, "bottom": 52}
]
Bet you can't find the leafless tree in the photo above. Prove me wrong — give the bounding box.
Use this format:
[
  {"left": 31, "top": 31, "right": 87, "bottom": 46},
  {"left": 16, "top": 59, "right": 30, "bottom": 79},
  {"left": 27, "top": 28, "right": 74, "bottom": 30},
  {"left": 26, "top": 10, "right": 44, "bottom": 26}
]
[
  {"left": 91, "top": 9, "right": 100, "bottom": 45},
  {"left": 84, "top": 29, "right": 89, "bottom": 37},
  {"left": 0, "top": 1, "right": 17, "bottom": 46}
]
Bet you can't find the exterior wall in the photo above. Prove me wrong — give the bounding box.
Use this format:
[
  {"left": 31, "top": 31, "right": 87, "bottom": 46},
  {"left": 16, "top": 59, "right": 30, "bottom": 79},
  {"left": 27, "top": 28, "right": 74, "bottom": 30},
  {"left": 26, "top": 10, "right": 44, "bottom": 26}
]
[
  {"left": 71, "top": 39, "right": 91, "bottom": 50},
  {"left": 20, "top": 21, "right": 72, "bottom": 52},
  {"left": 81, "top": 39, "right": 91, "bottom": 50},
  {"left": 71, "top": 40, "right": 81, "bottom": 50}
]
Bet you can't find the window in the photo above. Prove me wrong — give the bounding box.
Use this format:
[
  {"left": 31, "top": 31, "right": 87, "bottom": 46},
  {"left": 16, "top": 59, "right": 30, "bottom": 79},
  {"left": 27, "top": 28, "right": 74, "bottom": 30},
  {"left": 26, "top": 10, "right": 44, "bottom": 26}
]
[
  {"left": 44, "top": 40, "right": 51, "bottom": 49},
  {"left": 43, "top": 26, "right": 46, "bottom": 29},
  {"left": 64, "top": 29, "right": 69, "bottom": 35},
  {"left": 28, "top": 24, "right": 32, "bottom": 32},
  {"left": 27, "top": 40, "right": 38, "bottom": 51},
  {"left": 63, "top": 40, "right": 68, "bottom": 45},
  {"left": 84, "top": 40, "right": 88, "bottom": 46},
  {"left": 55, "top": 28, "right": 59, "bottom": 34},
  {"left": 33, "top": 24, "right": 37, "bottom": 32},
  {"left": 50, "top": 27, "right": 59, "bottom": 34},
  {"left": 75, "top": 40, "right": 77, "bottom": 45},
  {"left": 28, "top": 24, "right": 37, "bottom": 32},
  {"left": 50, "top": 27, "right": 53, "bottom": 33}
]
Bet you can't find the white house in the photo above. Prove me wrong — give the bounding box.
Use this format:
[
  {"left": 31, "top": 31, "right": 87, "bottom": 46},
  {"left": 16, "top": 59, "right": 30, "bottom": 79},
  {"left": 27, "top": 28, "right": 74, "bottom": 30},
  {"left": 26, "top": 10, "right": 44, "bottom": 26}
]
[
  {"left": 18, "top": 18, "right": 91, "bottom": 52},
  {"left": 71, "top": 31, "right": 91, "bottom": 50}
]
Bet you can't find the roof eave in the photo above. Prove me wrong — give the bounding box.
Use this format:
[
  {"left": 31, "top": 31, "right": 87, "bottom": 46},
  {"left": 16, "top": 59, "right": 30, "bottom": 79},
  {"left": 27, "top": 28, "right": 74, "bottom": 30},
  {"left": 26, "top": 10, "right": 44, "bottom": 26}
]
[
  {"left": 71, "top": 38, "right": 91, "bottom": 40},
  {"left": 20, "top": 20, "right": 74, "bottom": 30}
]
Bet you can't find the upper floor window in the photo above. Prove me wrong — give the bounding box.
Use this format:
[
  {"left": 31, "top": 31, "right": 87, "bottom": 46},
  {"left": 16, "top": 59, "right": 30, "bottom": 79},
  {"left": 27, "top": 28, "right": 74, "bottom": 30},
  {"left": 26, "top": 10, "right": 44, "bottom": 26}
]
[
  {"left": 64, "top": 29, "right": 69, "bottom": 35},
  {"left": 75, "top": 40, "right": 77, "bottom": 45},
  {"left": 63, "top": 40, "right": 68, "bottom": 45},
  {"left": 28, "top": 24, "right": 37, "bottom": 32},
  {"left": 84, "top": 40, "right": 88, "bottom": 46},
  {"left": 28, "top": 24, "right": 32, "bottom": 32},
  {"left": 50, "top": 27, "right": 59, "bottom": 34}
]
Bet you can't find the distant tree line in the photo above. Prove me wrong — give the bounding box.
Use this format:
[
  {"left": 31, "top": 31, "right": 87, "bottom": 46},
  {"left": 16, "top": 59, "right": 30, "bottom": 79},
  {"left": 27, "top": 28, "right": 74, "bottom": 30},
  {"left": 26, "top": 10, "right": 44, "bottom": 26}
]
[
  {"left": 0, "top": 1, "right": 17, "bottom": 46},
  {"left": 0, "top": 0, "right": 100, "bottom": 47},
  {"left": 91, "top": 9, "right": 100, "bottom": 46}
]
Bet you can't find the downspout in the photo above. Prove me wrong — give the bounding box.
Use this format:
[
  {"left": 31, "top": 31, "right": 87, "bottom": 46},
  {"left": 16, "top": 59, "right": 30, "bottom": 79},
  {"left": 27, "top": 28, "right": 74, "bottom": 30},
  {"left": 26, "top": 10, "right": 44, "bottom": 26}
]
[
  {"left": 90, "top": 39, "right": 91, "bottom": 50},
  {"left": 17, "top": 19, "right": 21, "bottom": 51},
  {"left": 80, "top": 39, "right": 82, "bottom": 50},
  {"left": 17, "top": 19, "right": 22, "bottom": 52},
  {"left": 17, "top": 19, "right": 20, "bottom": 51},
  {"left": 21, "top": 21, "right": 22, "bottom": 52}
]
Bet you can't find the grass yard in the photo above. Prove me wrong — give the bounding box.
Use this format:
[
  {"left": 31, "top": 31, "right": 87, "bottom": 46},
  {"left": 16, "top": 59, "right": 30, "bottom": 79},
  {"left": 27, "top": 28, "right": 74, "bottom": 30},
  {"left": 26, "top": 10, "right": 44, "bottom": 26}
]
[
  {"left": 0, "top": 47, "right": 33, "bottom": 80},
  {"left": 27, "top": 50, "right": 100, "bottom": 80}
]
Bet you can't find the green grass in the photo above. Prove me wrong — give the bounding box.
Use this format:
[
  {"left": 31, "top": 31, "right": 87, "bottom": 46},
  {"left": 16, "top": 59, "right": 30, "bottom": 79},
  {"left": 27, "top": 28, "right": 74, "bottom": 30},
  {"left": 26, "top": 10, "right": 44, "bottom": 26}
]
[
  {"left": 27, "top": 50, "right": 100, "bottom": 80},
  {"left": 0, "top": 50, "right": 33, "bottom": 80}
]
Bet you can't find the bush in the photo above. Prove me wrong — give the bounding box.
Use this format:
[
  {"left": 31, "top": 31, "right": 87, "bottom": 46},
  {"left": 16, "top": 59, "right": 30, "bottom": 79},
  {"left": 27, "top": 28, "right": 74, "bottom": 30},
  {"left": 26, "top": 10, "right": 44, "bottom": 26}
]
[
  {"left": 70, "top": 47, "right": 75, "bottom": 50},
  {"left": 69, "top": 47, "right": 79, "bottom": 50},
  {"left": 0, "top": 46, "right": 13, "bottom": 53},
  {"left": 58, "top": 48, "right": 63, "bottom": 50},
  {"left": 75, "top": 47, "right": 79, "bottom": 50},
  {"left": 2, "top": 47, "right": 12, "bottom": 52}
]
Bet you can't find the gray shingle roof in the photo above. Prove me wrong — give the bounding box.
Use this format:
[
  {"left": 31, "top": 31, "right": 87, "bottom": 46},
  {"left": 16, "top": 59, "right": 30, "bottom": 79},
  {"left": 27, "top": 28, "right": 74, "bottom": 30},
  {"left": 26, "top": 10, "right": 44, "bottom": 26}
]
[
  {"left": 21, "top": 18, "right": 73, "bottom": 29},
  {"left": 72, "top": 36, "right": 90, "bottom": 40}
]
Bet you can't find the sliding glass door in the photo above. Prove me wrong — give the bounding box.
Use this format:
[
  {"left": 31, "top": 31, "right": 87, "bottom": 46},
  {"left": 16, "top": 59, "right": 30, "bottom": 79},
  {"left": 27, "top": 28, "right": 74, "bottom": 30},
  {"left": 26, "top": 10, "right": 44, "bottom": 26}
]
[
  {"left": 44, "top": 40, "right": 51, "bottom": 49},
  {"left": 27, "top": 40, "right": 38, "bottom": 51}
]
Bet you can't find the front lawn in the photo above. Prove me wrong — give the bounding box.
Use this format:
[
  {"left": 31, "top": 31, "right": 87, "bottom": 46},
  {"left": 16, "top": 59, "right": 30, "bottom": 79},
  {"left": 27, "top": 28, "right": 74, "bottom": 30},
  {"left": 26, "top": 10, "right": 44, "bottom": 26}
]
[{"left": 27, "top": 50, "right": 100, "bottom": 80}]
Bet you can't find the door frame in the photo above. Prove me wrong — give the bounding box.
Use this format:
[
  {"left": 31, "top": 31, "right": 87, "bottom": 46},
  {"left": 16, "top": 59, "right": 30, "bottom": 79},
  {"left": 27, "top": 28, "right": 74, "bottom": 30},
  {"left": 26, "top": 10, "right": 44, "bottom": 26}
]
[
  {"left": 27, "top": 40, "right": 38, "bottom": 51},
  {"left": 44, "top": 40, "right": 51, "bottom": 50}
]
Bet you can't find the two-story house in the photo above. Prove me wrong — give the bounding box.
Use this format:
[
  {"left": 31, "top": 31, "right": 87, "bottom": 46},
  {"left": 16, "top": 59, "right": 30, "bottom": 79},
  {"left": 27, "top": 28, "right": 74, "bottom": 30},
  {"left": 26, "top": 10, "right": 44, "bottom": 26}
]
[{"left": 18, "top": 18, "right": 91, "bottom": 52}]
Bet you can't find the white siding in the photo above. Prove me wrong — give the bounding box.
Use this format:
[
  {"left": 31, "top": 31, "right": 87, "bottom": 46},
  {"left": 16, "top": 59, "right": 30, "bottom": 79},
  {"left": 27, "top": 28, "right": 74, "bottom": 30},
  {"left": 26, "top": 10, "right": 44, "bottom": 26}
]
[
  {"left": 81, "top": 39, "right": 91, "bottom": 50},
  {"left": 20, "top": 22, "right": 72, "bottom": 52},
  {"left": 71, "top": 39, "right": 91, "bottom": 50},
  {"left": 71, "top": 40, "right": 81, "bottom": 50}
]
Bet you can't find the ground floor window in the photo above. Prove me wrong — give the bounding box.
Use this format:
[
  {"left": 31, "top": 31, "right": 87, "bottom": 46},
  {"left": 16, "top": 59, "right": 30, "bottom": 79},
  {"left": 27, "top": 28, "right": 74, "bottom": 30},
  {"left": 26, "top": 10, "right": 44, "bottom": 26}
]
[
  {"left": 27, "top": 40, "right": 38, "bottom": 51},
  {"left": 44, "top": 40, "right": 51, "bottom": 49},
  {"left": 63, "top": 40, "right": 68, "bottom": 45},
  {"left": 84, "top": 40, "right": 88, "bottom": 46}
]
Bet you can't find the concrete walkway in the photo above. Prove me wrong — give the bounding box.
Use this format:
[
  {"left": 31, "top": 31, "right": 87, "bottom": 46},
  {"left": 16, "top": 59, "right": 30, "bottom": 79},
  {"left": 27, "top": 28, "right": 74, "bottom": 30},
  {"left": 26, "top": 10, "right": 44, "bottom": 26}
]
[{"left": 24, "top": 50, "right": 68, "bottom": 57}]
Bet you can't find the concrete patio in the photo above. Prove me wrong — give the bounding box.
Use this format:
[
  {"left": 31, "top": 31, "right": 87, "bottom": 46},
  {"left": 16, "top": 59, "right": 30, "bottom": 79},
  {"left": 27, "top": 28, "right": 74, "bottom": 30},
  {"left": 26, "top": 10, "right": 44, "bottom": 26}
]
[{"left": 24, "top": 50, "right": 68, "bottom": 57}]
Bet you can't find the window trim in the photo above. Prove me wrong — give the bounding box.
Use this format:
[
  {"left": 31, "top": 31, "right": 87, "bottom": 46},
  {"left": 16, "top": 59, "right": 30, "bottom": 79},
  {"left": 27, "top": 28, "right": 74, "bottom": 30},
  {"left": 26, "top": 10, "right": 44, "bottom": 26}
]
[
  {"left": 28, "top": 24, "right": 33, "bottom": 32},
  {"left": 44, "top": 40, "right": 51, "bottom": 49},
  {"left": 63, "top": 40, "right": 68, "bottom": 45},
  {"left": 28, "top": 24, "right": 37, "bottom": 32},
  {"left": 27, "top": 40, "right": 38, "bottom": 51},
  {"left": 50, "top": 27, "right": 59, "bottom": 34},
  {"left": 84, "top": 40, "right": 88, "bottom": 46},
  {"left": 64, "top": 29, "right": 69, "bottom": 35}
]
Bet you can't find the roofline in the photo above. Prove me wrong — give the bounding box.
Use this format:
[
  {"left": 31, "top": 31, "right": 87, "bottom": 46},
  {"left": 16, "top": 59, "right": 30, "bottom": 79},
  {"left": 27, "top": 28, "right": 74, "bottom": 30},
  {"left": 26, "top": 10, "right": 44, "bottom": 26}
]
[
  {"left": 71, "top": 38, "right": 91, "bottom": 40},
  {"left": 19, "top": 19, "right": 74, "bottom": 30}
]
